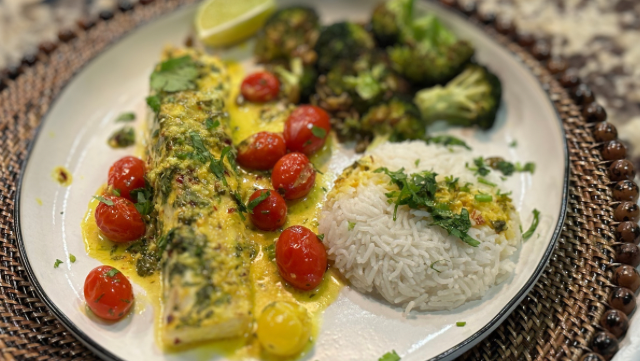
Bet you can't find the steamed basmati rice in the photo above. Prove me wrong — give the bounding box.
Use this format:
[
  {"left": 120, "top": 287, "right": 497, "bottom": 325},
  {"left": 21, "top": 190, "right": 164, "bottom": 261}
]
[{"left": 318, "top": 141, "right": 522, "bottom": 312}]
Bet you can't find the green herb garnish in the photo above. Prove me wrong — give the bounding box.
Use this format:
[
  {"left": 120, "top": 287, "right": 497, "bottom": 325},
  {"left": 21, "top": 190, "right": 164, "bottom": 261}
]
[
  {"left": 516, "top": 162, "right": 536, "bottom": 174},
  {"left": 150, "top": 55, "right": 199, "bottom": 93},
  {"left": 54, "top": 259, "right": 63, "bottom": 268},
  {"left": 379, "top": 350, "right": 401, "bottom": 361},
  {"left": 317, "top": 234, "right": 324, "bottom": 241},
  {"left": 108, "top": 126, "right": 135, "bottom": 148},
  {"left": 189, "top": 131, "right": 211, "bottom": 163},
  {"left": 474, "top": 193, "right": 493, "bottom": 202},
  {"left": 247, "top": 191, "right": 271, "bottom": 214},
  {"left": 106, "top": 268, "right": 120, "bottom": 277},
  {"left": 522, "top": 209, "right": 540, "bottom": 240},
  {"left": 264, "top": 244, "right": 276, "bottom": 261},
  {"left": 466, "top": 157, "right": 490, "bottom": 176},
  {"left": 456, "top": 321, "right": 466, "bottom": 327},
  {"left": 146, "top": 95, "right": 161, "bottom": 113},
  {"left": 209, "top": 146, "right": 233, "bottom": 186},
  {"left": 112, "top": 188, "right": 121, "bottom": 197},
  {"left": 477, "top": 177, "right": 496, "bottom": 187},
  {"left": 426, "top": 135, "right": 471, "bottom": 150},
  {"left": 430, "top": 259, "right": 449, "bottom": 273},
  {"left": 69, "top": 254, "right": 76, "bottom": 263},
  {"left": 130, "top": 186, "right": 154, "bottom": 215},
  {"left": 509, "top": 140, "right": 517, "bottom": 147},
  {"left": 231, "top": 191, "right": 247, "bottom": 221},
  {"left": 311, "top": 125, "right": 327, "bottom": 139},
  {"left": 348, "top": 221, "right": 356, "bottom": 231},
  {"left": 205, "top": 118, "right": 220, "bottom": 130},
  {"left": 93, "top": 196, "right": 114, "bottom": 206},
  {"left": 116, "top": 112, "right": 135, "bottom": 122},
  {"left": 415, "top": 159, "right": 420, "bottom": 167}
]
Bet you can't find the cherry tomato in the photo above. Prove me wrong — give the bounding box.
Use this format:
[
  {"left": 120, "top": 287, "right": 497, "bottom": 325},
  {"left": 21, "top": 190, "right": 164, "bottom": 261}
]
[
  {"left": 95, "top": 195, "right": 145, "bottom": 242},
  {"left": 236, "top": 132, "right": 287, "bottom": 170},
  {"left": 108, "top": 156, "right": 146, "bottom": 201},
  {"left": 271, "top": 153, "right": 316, "bottom": 200},
  {"left": 84, "top": 265, "right": 134, "bottom": 320},
  {"left": 248, "top": 189, "right": 287, "bottom": 231},
  {"left": 283, "top": 105, "right": 331, "bottom": 155},
  {"left": 241, "top": 71, "right": 280, "bottom": 103},
  {"left": 276, "top": 226, "right": 327, "bottom": 291}
]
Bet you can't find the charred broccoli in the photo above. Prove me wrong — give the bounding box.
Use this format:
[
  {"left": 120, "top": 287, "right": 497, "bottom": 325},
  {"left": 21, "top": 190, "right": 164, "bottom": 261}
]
[
  {"left": 360, "top": 97, "right": 426, "bottom": 140},
  {"left": 413, "top": 64, "right": 502, "bottom": 130},
  {"left": 388, "top": 14, "right": 474, "bottom": 86},
  {"left": 370, "top": 0, "right": 414, "bottom": 46},
  {"left": 254, "top": 6, "right": 320, "bottom": 66},
  {"left": 314, "top": 22, "right": 375, "bottom": 73},
  {"left": 273, "top": 58, "right": 318, "bottom": 104}
]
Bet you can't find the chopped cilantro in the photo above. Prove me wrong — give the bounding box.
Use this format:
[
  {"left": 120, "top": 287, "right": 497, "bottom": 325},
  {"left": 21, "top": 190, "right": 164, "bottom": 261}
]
[
  {"left": 106, "top": 268, "right": 120, "bottom": 277},
  {"left": 115, "top": 112, "right": 135, "bottom": 122},
  {"left": 444, "top": 176, "right": 459, "bottom": 191},
  {"left": 348, "top": 221, "right": 356, "bottom": 231},
  {"left": 93, "top": 196, "right": 114, "bottom": 206},
  {"left": 509, "top": 140, "right": 517, "bottom": 147},
  {"left": 112, "top": 188, "right": 121, "bottom": 197},
  {"left": 150, "top": 55, "right": 199, "bottom": 93},
  {"left": 317, "top": 234, "right": 324, "bottom": 241},
  {"left": 522, "top": 209, "right": 540, "bottom": 240},
  {"left": 264, "top": 244, "right": 276, "bottom": 261},
  {"left": 430, "top": 259, "right": 448, "bottom": 273},
  {"left": 456, "top": 321, "right": 466, "bottom": 327},
  {"left": 491, "top": 220, "right": 507, "bottom": 233},
  {"left": 415, "top": 159, "right": 420, "bottom": 167},
  {"left": 379, "top": 350, "right": 401, "bottom": 361},
  {"left": 247, "top": 191, "right": 271, "bottom": 214},
  {"left": 426, "top": 135, "right": 471, "bottom": 150},
  {"left": 209, "top": 147, "right": 233, "bottom": 187},
  {"left": 108, "top": 126, "right": 135, "bottom": 148},
  {"left": 131, "top": 186, "right": 154, "bottom": 215},
  {"left": 120, "top": 298, "right": 130, "bottom": 303},
  {"left": 474, "top": 193, "right": 493, "bottom": 202},
  {"left": 69, "top": 254, "right": 76, "bottom": 263},
  {"left": 466, "top": 157, "right": 491, "bottom": 176},
  {"left": 146, "top": 95, "right": 161, "bottom": 113},
  {"left": 516, "top": 162, "right": 536, "bottom": 174},
  {"left": 477, "top": 177, "right": 496, "bottom": 187},
  {"left": 205, "top": 118, "right": 220, "bottom": 130},
  {"left": 231, "top": 192, "right": 247, "bottom": 220},
  {"left": 54, "top": 259, "right": 63, "bottom": 268},
  {"left": 96, "top": 293, "right": 105, "bottom": 302},
  {"left": 189, "top": 131, "right": 211, "bottom": 163},
  {"left": 311, "top": 126, "right": 327, "bottom": 139}
]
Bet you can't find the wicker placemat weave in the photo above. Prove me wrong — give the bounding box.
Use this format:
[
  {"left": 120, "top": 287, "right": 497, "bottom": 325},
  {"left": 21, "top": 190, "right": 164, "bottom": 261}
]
[{"left": 0, "top": 0, "right": 634, "bottom": 360}]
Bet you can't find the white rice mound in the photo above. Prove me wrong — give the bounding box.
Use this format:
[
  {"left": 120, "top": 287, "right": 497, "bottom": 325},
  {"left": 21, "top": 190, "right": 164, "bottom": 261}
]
[{"left": 318, "top": 141, "right": 522, "bottom": 312}]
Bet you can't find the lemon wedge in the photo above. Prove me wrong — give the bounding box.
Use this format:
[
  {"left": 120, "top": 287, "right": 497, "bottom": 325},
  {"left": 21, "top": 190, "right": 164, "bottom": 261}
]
[{"left": 195, "top": 0, "right": 275, "bottom": 47}]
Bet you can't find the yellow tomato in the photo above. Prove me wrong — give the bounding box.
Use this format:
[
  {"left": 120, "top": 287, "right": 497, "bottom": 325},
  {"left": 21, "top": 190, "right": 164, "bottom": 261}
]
[{"left": 256, "top": 301, "right": 311, "bottom": 356}]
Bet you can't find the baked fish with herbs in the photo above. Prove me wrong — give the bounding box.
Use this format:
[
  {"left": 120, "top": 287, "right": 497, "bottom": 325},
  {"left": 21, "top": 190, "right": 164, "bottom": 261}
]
[{"left": 144, "top": 48, "right": 253, "bottom": 346}]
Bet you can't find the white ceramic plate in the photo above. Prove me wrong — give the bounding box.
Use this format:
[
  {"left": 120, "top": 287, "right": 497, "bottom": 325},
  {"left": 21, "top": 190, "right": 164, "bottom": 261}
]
[{"left": 16, "top": 1, "right": 568, "bottom": 360}]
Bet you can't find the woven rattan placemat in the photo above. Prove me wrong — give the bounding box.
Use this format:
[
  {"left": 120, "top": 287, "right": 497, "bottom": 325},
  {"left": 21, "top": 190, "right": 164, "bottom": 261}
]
[{"left": 0, "top": 1, "right": 634, "bottom": 360}]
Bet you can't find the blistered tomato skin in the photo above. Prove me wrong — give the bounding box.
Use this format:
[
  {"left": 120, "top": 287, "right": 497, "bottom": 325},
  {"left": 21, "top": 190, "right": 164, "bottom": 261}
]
[
  {"left": 276, "top": 225, "right": 328, "bottom": 291},
  {"left": 283, "top": 105, "right": 331, "bottom": 155},
  {"left": 248, "top": 189, "right": 288, "bottom": 231},
  {"left": 236, "top": 132, "right": 287, "bottom": 170},
  {"left": 240, "top": 71, "right": 280, "bottom": 103},
  {"left": 84, "top": 265, "right": 134, "bottom": 321},
  {"left": 256, "top": 301, "right": 311, "bottom": 356},
  {"left": 108, "top": 156, "right": 146, "bottom": 201},
  {"left": 271, "top": 153, "right": 316, "bottom": 200},
  {"left": 95, "top": 196, "right": 145, "bottom": 242}
]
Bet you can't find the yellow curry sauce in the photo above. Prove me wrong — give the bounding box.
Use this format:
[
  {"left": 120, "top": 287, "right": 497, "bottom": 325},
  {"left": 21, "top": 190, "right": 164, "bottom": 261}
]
[{"left": 81, "top": 61, "right": 342, "bottom": 359}]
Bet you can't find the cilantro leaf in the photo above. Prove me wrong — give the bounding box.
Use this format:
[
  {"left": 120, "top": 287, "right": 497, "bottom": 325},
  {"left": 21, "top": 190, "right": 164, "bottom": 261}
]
[
  {"left": 231, "top": 192, "right": 247, "bottom": 220},
  {"left": 150, "top": 55, "right": 199, "bottom": 93},
  {"left": 456, "top": 321, "right": 466, "bottom": 327},
  {"left": 509, "top": 140, "right": 517, "bottom": 147},
  {"left": 247, "top": 191, "right": 270, "bottom": 214},
  {"left": 209, "top": 146, "right": 233, "bottom": 187},
  {"left": 93, "top": 196, "right": 114, "bottom": 206},
  {"left": 431, "top": 207, "right": 480, "bottom": 247},
  {"left": 466, "top": 157, "right": 491, "bottom": 176},
  {"left": 205, "top": 118, "right": 220, "bottom": 130},
  {"left": 522, "top": 209, "right": 540, "bottom": 240},
  {"left": 189, "top": 131, "right": 212, "bottom": 163},
  {"left": 311, "top": 126, "right": 327, "bottom": 139},
  {"left": 116, "top": 112, "right": 135, "bottom": 122},
  {"left": 264, "top": 244, "right": 276, "bottom": 261},
  {"left": 69, "top": 254, "right": 76, "bottom": 263},
  {"left": 477, "top": 177, "right": 496, "bottom": 187},
  {"left": 379, "top": 350, "right": 401, "bottom": 361},
  {"left": 54, "top": 259, "right": 63, "bottom": 268},
  {"left": 112, "top": 188, "right": 121, "bottom": 197},
  {"left": 317, "top": 234, "right": 324, "bottom": 241},
  {"left": 146, "top": 95, "right": 161, "bottom": 113},
  {"left": 516, "top": 162, "right": 536, "bottom": 174},
  {"left": 108, "top": 126, "right": 135, "bottom": 148},
  {"left": 106, "top": 268, "right": 120, "bottom": 277},
  {"left": 426, "top": 135, "right": 471, "bottom": 150},
  {"left": 348, "top": 221, "right": 356, "bottom": 231},
  {"left": 130, "top": 186, "right": 154, "bottom": 215}
]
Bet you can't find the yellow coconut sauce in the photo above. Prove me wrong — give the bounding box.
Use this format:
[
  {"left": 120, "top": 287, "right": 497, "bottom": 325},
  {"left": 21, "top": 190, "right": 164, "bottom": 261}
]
[{"left": 80, "top": 61, "right": 343, "bottom": 359}]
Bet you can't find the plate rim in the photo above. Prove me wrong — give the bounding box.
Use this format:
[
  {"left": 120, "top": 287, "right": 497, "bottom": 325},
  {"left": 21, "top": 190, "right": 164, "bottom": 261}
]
[{"left": 13, "top": 3, "right": 570, "bottom": 361}]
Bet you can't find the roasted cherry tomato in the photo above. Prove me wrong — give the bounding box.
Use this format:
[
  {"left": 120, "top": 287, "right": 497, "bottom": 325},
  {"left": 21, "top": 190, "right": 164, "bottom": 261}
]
[
  {"left": 236, "top": 132, "right": 287, "bottom": 170},
  {"left": 95, "top": 195, "right": 145, "bottom": 242},
  {"left": 108, "top": 156, "right": 146, "bottom": 201},
  {"left": 283, "top": 105, "right": 331, "bottom": 155},
  {"left": 84, "top": 265, "right": 134, "bottom": 320},
  {"left": 241, "top": 71, "right": 280, "bottom": 103},
  {"left": 276, "top": 225, "right": 327, "bottom": 291},
  {"left": 271, "top": 153, "right": 316, "bottom": 200},
  {"left": 248, "top": 189, "right": 288, "bottom": 231}
]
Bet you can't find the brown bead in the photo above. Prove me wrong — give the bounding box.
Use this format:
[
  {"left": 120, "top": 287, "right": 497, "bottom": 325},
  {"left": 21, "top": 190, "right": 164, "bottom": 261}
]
[
  {"left": 140, "top": 0, "right": 155, "bottom": 5},
  {"left": 2, "top": 64, "right": 21, "bottom": 80},
  {"left": 440, "top": 0, "right": 457, "bottom": 7},
  {"left": 591, "top": 331, "right": 619, "bottom": 359},
  {"left": 38, "top": 41, "right": 57, "bottom": 55},
  {"left": 57, "top": 29, "right": 76, "bottom": 42},
  {"left": 99, "top": 10, "right": 114, "bottom": 21},
  {"left": 118, "top": 0, "right": 134, "bottom": 12},
  {"left": 616, "top": 243, "right": 640, "bottom": 267},
  {"left": 594, "top": 122, "right": 618, "bottom": 143},
  {"left": 583, "top": 102, "right": 608, "bottom": 123},
  {"left": 580, "top": 354, "right": 605, "bottom": 361},
  {"left": 20, "top": 53, "right": 38, "bottom": 67},
  {"left": 600, "top": 309, "right": 629, "bottom": 338},
  {"left": 602, "top": 140, "right": 626, "bottom": 161},
  {"left": 531, "top": 41, "right": 551, "bottom": 61},
  {"left": 547, "top": 57, "right": 567, "bottom": 75},
  {"left": 609, "top": 287, "right": 637, "bottom": 315},
  {"left": 609, "top": 159, "right": 635, "bottom": 182},
  {"left": 516, "top": 31, "right": 535, "bottom": 47},
  {"left": 458, "top": 2, "right": 476, "bottom": 16},
  {"left": 495, "top": 18, "right": 515, "bottom": 36},
  {"left": 560, "top": 69, "right": 581, "bottom": 88},
  {"left": 616, "top": 221, "right": 640, "bottom": 244},
  {"left": 572, "top": 84, "right": 596, "bottom": 105},
  {"left": 613, "top": 265, "right": 640, "bottom": 291},
  {"left": 614, "top": 202, "right": 640, "bottom": 222},
  {"left": 478, "top": 11, "right": 496, "bottom": 25},
  {"left": 77, "top": 18, "right": 96, "bottom": 30},
  {"left": 613, "top": 180, "right": 639, "bottom": 202}
]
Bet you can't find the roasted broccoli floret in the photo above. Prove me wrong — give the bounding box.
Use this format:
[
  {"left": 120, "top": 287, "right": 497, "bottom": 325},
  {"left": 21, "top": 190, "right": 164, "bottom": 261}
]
[
  {"left": 274, "top": 58, "right": 318, "bottom": 104},
  {"left": 388, "top": 14, "right": 474, "bottom": 86},
  {"left": 254, "top": 6, "right": 320, "bottom": 66},
  {"left": 360, "top": 97, "right": 426, "bottom": 140},
  {"left": 314, "top": 22, "right": 375, "bottom": 73},
  {"left": 413, "top": 64, "right": 502, "bottom": 130},
  {"left": 370, "top": 0, "right": 414, "bottom": 46}
]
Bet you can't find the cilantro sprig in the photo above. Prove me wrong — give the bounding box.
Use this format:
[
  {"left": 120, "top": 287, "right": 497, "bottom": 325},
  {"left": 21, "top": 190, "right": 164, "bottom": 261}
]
[
  {"left": 379, "top": 350, "right": 401, "bottom": 361},
  {"left": 247, "top": 191, "right": 271, "bottom": 214},
  {"left": 522, "top": 209, "right": 540, "bottom": 240},
  {"left": 426, "top": 135, "right": 471, "bottom": 150},
  {"left": 150, "top": 55, "right": 199, "bottom": 93}
]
